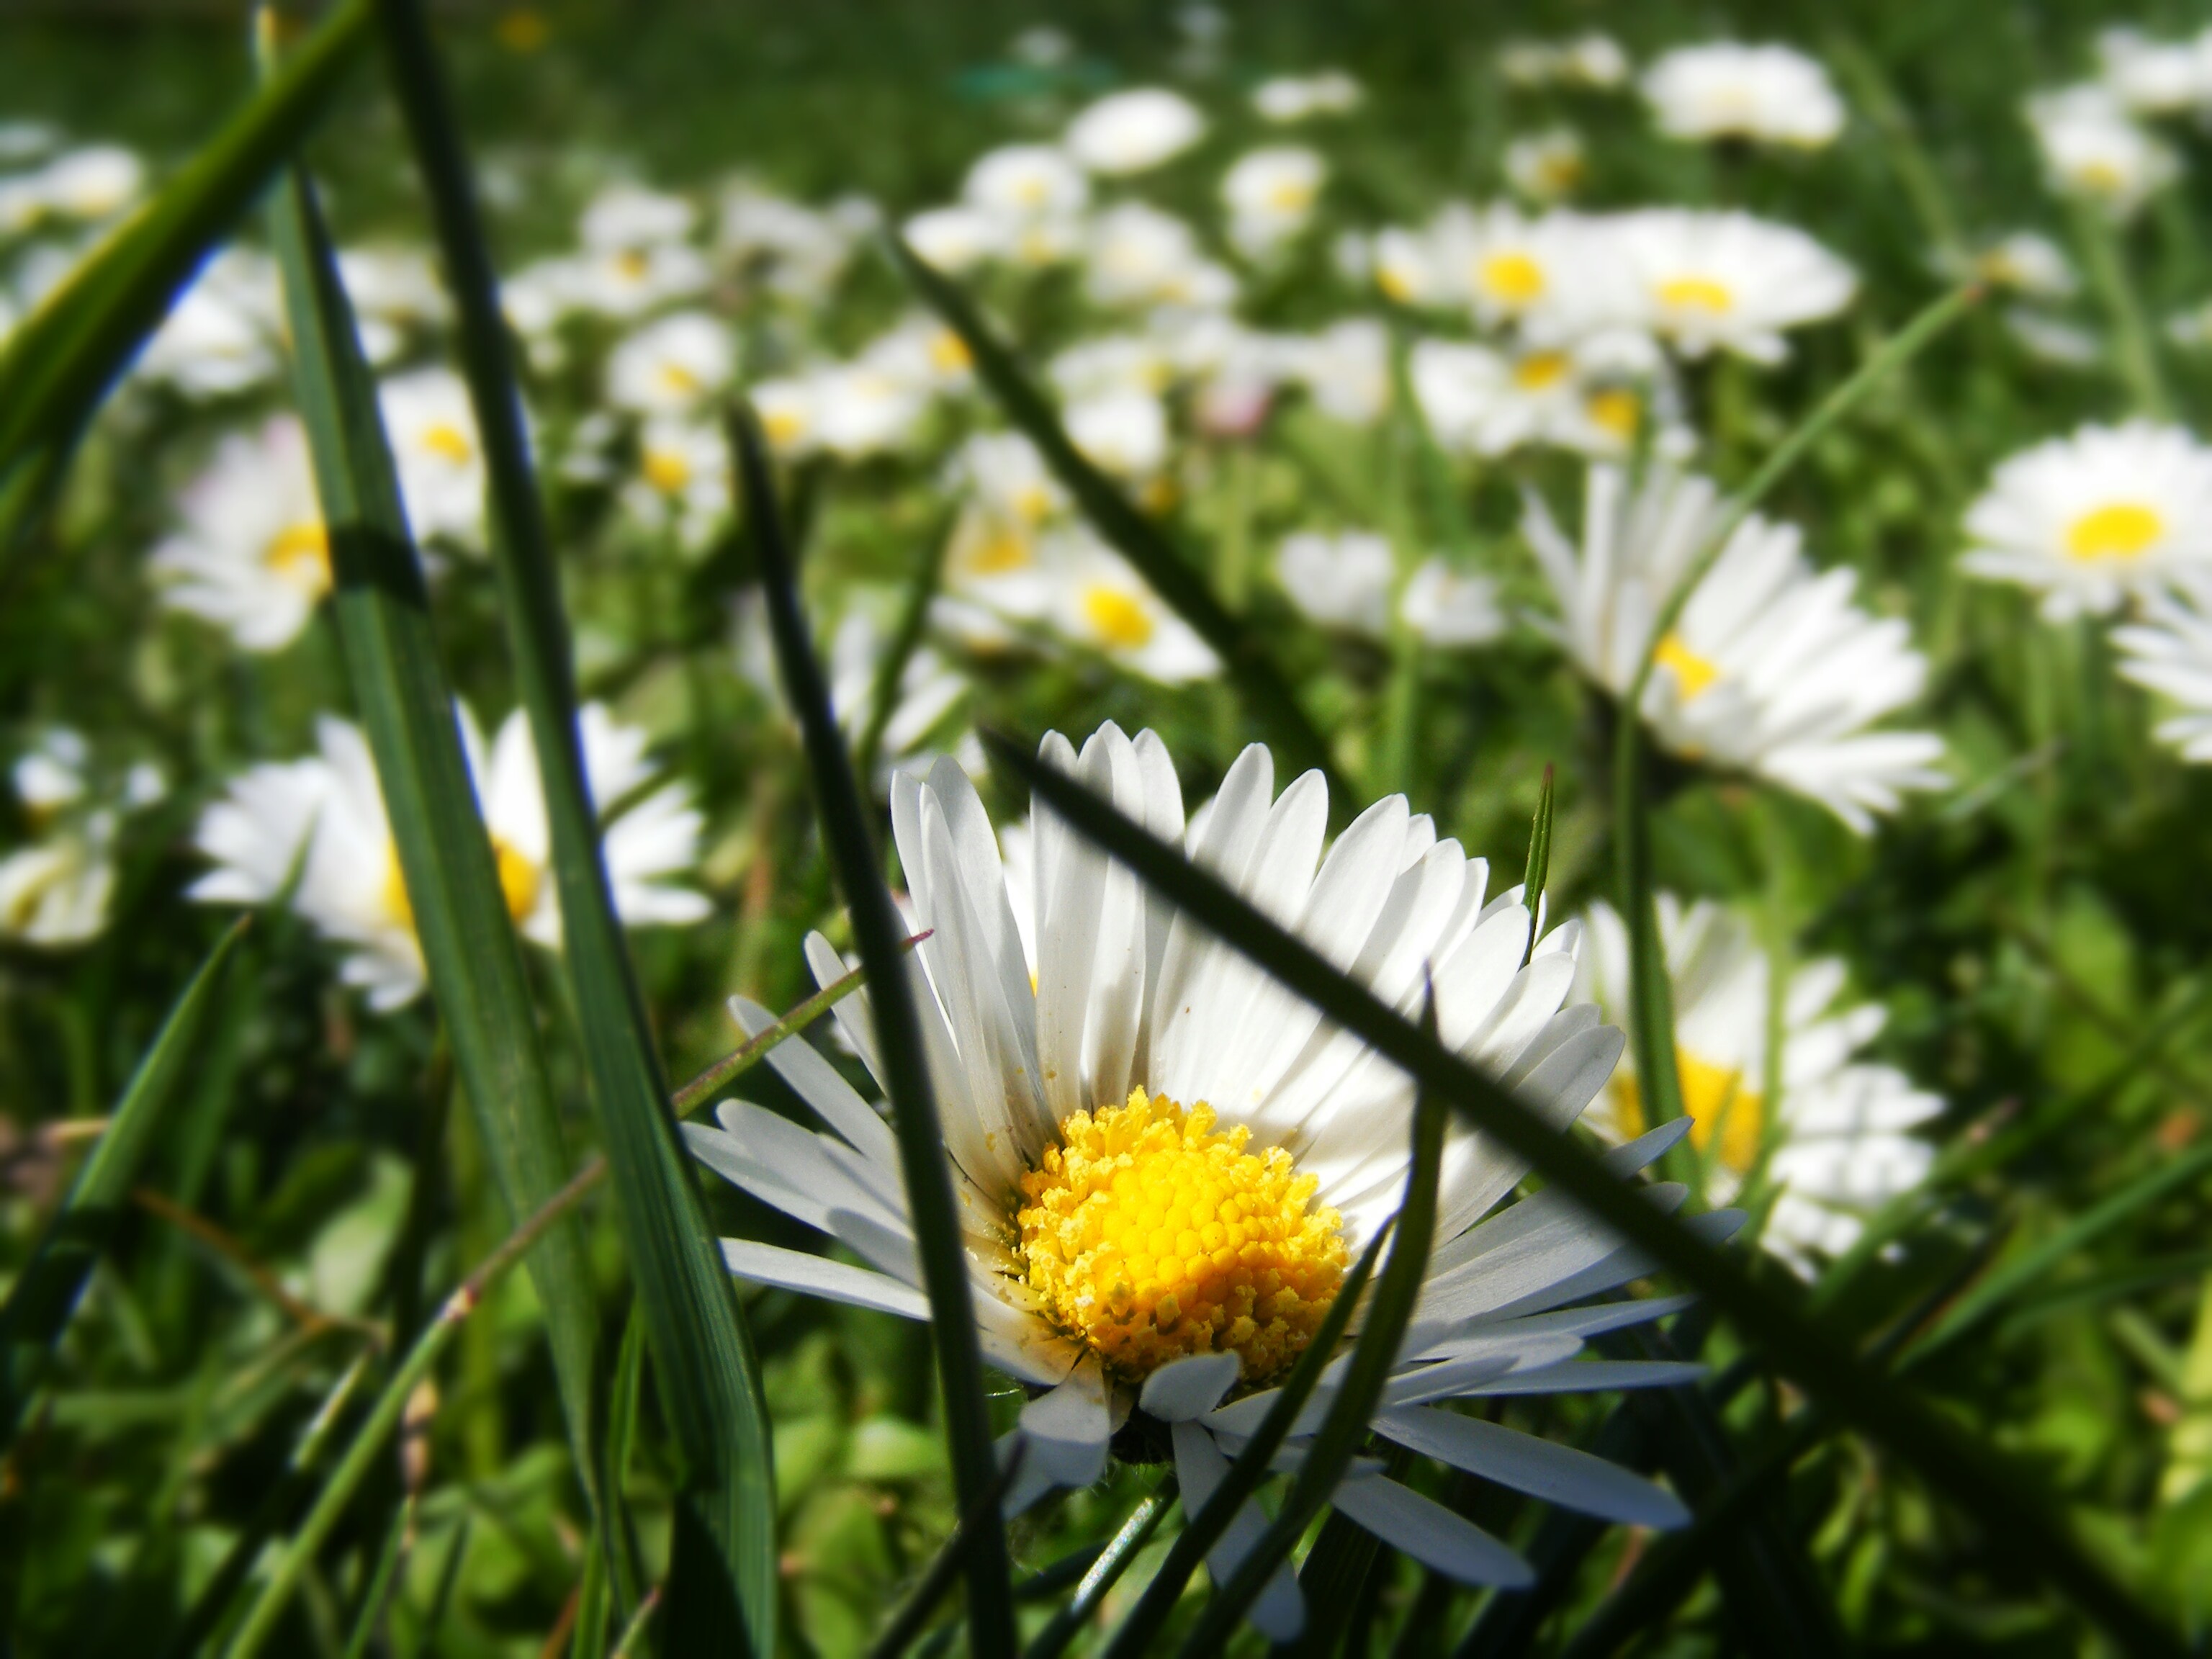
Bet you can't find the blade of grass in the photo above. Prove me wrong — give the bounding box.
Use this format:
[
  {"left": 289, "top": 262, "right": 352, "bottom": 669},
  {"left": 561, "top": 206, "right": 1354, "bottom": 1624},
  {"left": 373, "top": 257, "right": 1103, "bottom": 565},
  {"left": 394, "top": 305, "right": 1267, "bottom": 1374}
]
[
  {"left": 864, "top": 1444, "right": 1028, "bottom": 1659},
  {"left": 0, "top": 917, "right": 248, "bottom": 1447},
  {"left": 1175, "top": 1046, "right": 1447, "bottom": 1655},
  {"left": 1022, "top": 1480, "right": 1176, "bottom": 1659},
  {"left": 1610, "top": 282, "right": 1979, "bottom": 1174},
  {"left": 855, "top": 511, "right": 954, "bottom": 787},
  {"left": 370, "top": 2, "right": 778, "bottom": 1645},
  {"left": 265, "top": 153, "right": 616, "bottom": 1601},
  {"left": 1520, "top": 763, "right": 1555, "bottom": 968},
  {"left": 984, "top": 727, "right": 2184, "bottom": 1658},
  {"left": 0, "top": 0, "right": 371, "bottom": 528},
  {"left": 1100, "top": 1224, "right": 1393, "bottom": 1659},
  {"left": 886, "top": 232, "right": 1345, "bottom": 801},
  {"left": 734, "top": 403, "right": 1014, "bottom": 1659}
]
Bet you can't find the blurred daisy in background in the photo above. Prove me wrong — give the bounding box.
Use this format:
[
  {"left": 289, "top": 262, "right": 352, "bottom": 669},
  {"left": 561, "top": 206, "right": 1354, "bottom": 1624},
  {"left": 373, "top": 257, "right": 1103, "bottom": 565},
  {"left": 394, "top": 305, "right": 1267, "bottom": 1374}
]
[
  {"left": 1608, "top": 209, "right": 1856, "bottom": 363},
  {"left": 1222, "top": 146, "right": 1325, "bottom": 258},
  {"left": 1065, "top": 387, "right": 1171, "bottom": 487},
  {"left": 902, "top": 203, "right": 1006, "bottom": 274},
  {"left": 1503, "top": 130, "right": 1588, "bottom": 202},
  {"left": 605, "top": 309, "right": 735, "bottom": 415},
  {"left": 336, "top": 245, "right": 451, "bottom": 367},
  {"left": 719, "top": 181, "right": 873, "bottom": 297},
  {"left": 621, "top": 418, "right": 730, "bottom": 552},
  {"left": 1499, "top": 32, "right": 1632, "bottom": 91},
  {"left": 962, "top": 144, "right": 1089, "bottom": 265},
  {"left": 0, "top": 141, "right": 143, "bottom": 233},
  {"left": 690, "top": 727, "right": 1699, "bottom": 1632},
  {"left": 1578, "top": 895, "right": 1941, "bottom": 1277},
  {"left": 191, "top": 706, "right": 709, "bottom": 1009},
  {"left": 2028, "top": 85, "right": 2177, "bottom": 217},
  {"left": 151, "top": 415, "right": 331, "bottom": 652},
  {"left": 1276, "top": 531, "right": 1506, "bottom": 650},
  {"left": 2113, "top": 575, "right": 2212, "bottom": 761},
  {"left": 1251, "top": 70, "right": 1363, "bottom": 122},
  {"left": 1525, "top": 465, "right": 1946, "bottom": 830},
  {"left": 1640, "top": 42, "right": 1847, "bottom": 149},
  {"left": 1962, "top": 421, "right": 2212, "bottom": 619},
  {"left": 2094, "top": 27, "right": 2212, "bottom": 118},
  {"left": 1040, "top": 529, "right": 1218, "bottom": 683},
  {"left": 1064, "top": 87, "right": 1206, "bottom": 175},
  {"left": 379, "top": 367, "right": 488, "bottom": 549},
  {"left": 134, "top": 248, "right": 285, "bottom": 400},
  {"left": 0, "top": 730, "right": 163, "bottom": 950},
  {"left": 1082, "top": 203, "right": 1233, "bottom": 309}
]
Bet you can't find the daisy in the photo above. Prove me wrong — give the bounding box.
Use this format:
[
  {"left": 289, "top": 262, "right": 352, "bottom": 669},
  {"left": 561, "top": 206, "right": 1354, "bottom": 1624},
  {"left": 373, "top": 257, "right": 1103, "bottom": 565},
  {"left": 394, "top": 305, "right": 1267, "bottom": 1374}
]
[
  {"left": 134, "top": 248, "right": 284, "bottom": 400},
  {"left": 622, "top": 418, "right": 731, "bottom": 552},
  {"left": 1499, "top": 33, "right": 1631, "bottom": 91},
  {"left": 151, "top": 415, "right": 331, "bottom": 652},
  {"left": 1578, "top": 896, "right": 1941, "bottom": 1277},
  {"left": 1065, "top": 387, "right": 1171, "bottom": 484},
  {"left": 809, "top": 364, "right": 932, "bottom": 462},
  {"left": 962, "top": 145, "right": 1089, "bottom": 265},
  {"left": 687, "top": 726, "right": 1701, "bottom": 1634},
  {"left": 549, "top": 240, "right": 713, "bottom": 321},
  {"left": 748, "top": 376, "right": 820, "bottom": 459},
  {"left": 579, "top": 181, "right": 698, "bottom": 251},
  {"left": 2113, "top": 575, "right": 2212, "bottom": 761},
  {"left": 858, "top": 314, "right": 976, "bottom": 400},
  {"left": 1277, "top": 531, "right": 1395, "bottom": 639},
  {"left": 902, "top": 205, "right": 1007, "bottom": 274},
  {"left": 1503, "top": 130, "right": 1588, "bottom": 202},
  {"left": 1064, "top": 88, "right": 1205, "bottom": 176},
  {"left": 192, "top": 706, "right": 709, "bottom": 1009},
  {"left": 1426, "top": 205, "right": 1595, "bottom": 343},
  {"left": 1281, "top": 318, "right": 1390, "bottom": 426},
  {"left": 1606, "top": 209, "right": 1856, "bottom": 364},
  {"left": 605, "top": 310, "right": 735, "bottom": 415},
  {"left": 1084, "top": 203, "right": 1235, "bottom": 310},
  {"left": 720, "top": 183, "right": 870, "bottom": 297},
  {"left": 1251, "top": 71, "right": 1363, "bottom": 122},
  {"left": 337, "top": 246, "right": 451, "bottom": 367},
  {"left": 0, "top": 814, "right": 119, "bottom": 948},
  {"left": 1402, "top": 560, "right": 1507, "bottom": 647},
  {"left": 1222, "top": 148, "right": 1326, "bottom": 258},
  {"left": 938, "top": 431, "right": 1066, "bottom": 631},
  {"left": 1640, "top": 44, "right": 1846, "bottom": 149},
  {"left": 1524, "top": 464, "right": 1946, "bottom": 830},
  {"left": 378, "top": 367, "right": 487, "bottom": 547},
  {"left": 1040, "top": 529, "right": 1218, "bottom": 683},
  {"left": 1961, "top": 421, "right": 2212, "bottom": 619},
  {"left": 2096, "top": 28, "right": 2212, "bottom": 118},
  {"left": 20, "top": 143, "right": 144, "bottom": 226},
  {"left": 1960, "top": 231, "right": 2077, "bottom": 300},
  {"left": 2027, "top": 86, "right": 2177, "bottom": 218},
  {"left": 1051, "top": 334, "right": 1175, "bottom": 402}
]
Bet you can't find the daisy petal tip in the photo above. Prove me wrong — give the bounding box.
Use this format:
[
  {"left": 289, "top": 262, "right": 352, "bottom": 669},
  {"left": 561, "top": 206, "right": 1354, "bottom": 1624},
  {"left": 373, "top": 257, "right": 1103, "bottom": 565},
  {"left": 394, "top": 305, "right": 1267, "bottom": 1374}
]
[{"left": 1139, "top": 1351, "right": 1243, "bottom": 1421}]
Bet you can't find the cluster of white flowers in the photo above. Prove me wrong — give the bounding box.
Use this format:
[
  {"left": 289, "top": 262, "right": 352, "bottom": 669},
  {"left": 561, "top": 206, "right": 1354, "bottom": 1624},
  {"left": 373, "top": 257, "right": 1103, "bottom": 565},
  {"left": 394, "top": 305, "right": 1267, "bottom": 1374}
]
[{"left": 0, "top": 731, "right": 163, "bottom": 949}]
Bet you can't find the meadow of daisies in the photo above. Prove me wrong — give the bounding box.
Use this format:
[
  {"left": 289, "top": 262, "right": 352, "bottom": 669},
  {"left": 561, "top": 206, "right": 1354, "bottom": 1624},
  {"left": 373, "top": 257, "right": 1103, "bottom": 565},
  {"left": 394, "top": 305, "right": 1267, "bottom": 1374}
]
[{"left": 12, "top": 1, "right": 2212, "bottom": 1653}]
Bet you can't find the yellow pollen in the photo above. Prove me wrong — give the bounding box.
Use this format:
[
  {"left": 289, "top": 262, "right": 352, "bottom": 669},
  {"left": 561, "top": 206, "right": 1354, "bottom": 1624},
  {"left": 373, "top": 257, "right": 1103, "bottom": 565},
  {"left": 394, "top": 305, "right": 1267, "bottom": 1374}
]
[
  {"left": 1375, "top": 263, "right": 1419, "bottom": 303},
  {"left": 1657, "top": 276, "right": 1734, "bottom": 315},
  {"left": 1513, "top": 351, "right": 1571, "bottom": 391},
  {"left": 1478, "top": 251, "right": 1547, "bottom": 305},
  {"left": 929, "top": 330, "right": 974, "bottom": 374},
  {"left": 1654, "top": 631, "right": 1722, "bottom": 700},
  {"left": 762, "top": 408, "right": 809, "bottom": 449},
  {"left": 1012, "top": 174, "right": 1051, "bottom": 209},
  {"left": 1265, "top": 179, "right": 1316, "bottom": 212},
  {"left": 418, "top": 422, "right": 475, "bottom": 464},
  {"left": 381, "top": 836, "right": 539, "bottom": 930},
  {"left": 2064, "top": 502, "right": 2164, "bottom": 562},
  {"left": 660, "top": 362, "right": 703, "bottom": 396},
  {"left": 1082, "top": 585, "right": 1156, "bottom": 649},
  {"left": 1586, "top": 387, "right": 1640, "bottom": 440},
  {"left": 958, "top": 523, "right": 1034, "bottom": 577},
  {"left": 616, "top": 249, "right": 650, "bottom": 281},
  {"left": 1538, "top": 155, "right": 1586, "bottom": 192},
  {"left": 2077, "top": 161, "right": 2125, "bottom": 195},
  {"left": 263, "top": 521, "right": 331, "bottom": 594},
  {"left": 1615, "top": 1051, "right": 1767, "bottom": 1175},
  {"left": 642, "top": 447, "right": 693, "bottom": 493},
  {"left": 1017, "top": 1089, "right": 1347, "bottom": 1385}
]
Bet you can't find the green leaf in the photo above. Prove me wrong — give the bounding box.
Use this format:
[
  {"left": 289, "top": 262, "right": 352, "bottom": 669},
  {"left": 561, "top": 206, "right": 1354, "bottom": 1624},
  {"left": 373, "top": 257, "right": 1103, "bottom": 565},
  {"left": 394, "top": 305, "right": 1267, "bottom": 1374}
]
[
  {"left": 264, "top": 151, "right": 615, "bottom": 1605},
  {"left": 886, "top": 233, "right": 1347, "bottom": 802},
  {"left": 983, "top": 727, "right": 2185, "bottom": 1659},
  {"left": 1521, "top": 763, "right": 1555, "bottom": 968},
  {"left": 0, "top": 918, "right": 248, "bottom": 1448},
  {"left": 367, "top": 1, "right": 777, "bottom": 1647},
  {"left": 734, "top": 404, "right": 1015, "bottom": 1659},
  {"left": 0, "top": 0, "right": 371, "bottom": 541},
  {"left": 1175, "top": 1035, "right": 1447, "bottom": 1655}
]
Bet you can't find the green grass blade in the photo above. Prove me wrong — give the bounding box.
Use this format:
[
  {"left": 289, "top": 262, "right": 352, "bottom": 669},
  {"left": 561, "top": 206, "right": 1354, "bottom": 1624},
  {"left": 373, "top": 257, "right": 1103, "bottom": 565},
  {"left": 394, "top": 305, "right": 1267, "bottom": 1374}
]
[
  {"left": 367, "top": 1, "right": 778, "bottom": 1646},
  {"left": 856, "top": 510, "right": 954, "bottom": 786},
  {"left": 1100, "top": 1226, "right": 1393, "bottom": 1658},
  {"left": 982, "top": 728, "right": 2185, "bottom": 1659},
  {"left": 734, "top": 403, "right": 1015, "bottom": 1659},
  {"left": 1022, "top": 1481, "right": 1175, "bottom": 1659},
  {"left": 1177, "top": 1052, "right": 1446, "bottom": 1654},
  {"left": 265, "top": 160, "right": 613, "bottom": 1588},
  {"left": 0, "top": 0, "right": 370, "bottom": 500},
  {"left": 886, "top": 233, "right": 1346, "bottom": 799},
  {"left": 222, "top": 1158, "right": 607, "bottom": 1659},
  {"left": 0, "top": 918, "right": 248, "bottom": 1447},
  {"left": 1520, "top": 763, "right": 1555, "bottom": 968}
]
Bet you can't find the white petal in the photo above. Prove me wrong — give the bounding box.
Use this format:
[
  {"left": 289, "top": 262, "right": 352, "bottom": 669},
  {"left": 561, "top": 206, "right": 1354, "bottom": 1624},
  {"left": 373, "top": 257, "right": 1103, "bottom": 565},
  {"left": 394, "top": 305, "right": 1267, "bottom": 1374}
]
[
  {"left": 1018, "top": 1354, "right": 1111, "bottom": 1491},
  {"left": 727, "top": 995, "right": 899, "bottom": 1166},
  {"left": 1328, "top": 1473, "right": 1533, "bottom": 1586},
  {"left": 1372, "top": 1406, "right": 1688, "bottom": 1527},
  {"left": 1172, "top": 1420, "right": 1305, "bottom": 1642},
  {"left": 1139, "top": 1352, "right": 1242, "bottom": 1421},
  {"left": 717, "top": 1238, "right": 930, "bottom": 1319}
]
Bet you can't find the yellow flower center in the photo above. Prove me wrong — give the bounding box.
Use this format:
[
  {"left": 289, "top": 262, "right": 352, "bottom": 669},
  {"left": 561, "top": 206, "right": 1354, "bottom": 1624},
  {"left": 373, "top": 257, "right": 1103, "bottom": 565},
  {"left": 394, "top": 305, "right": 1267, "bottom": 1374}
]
[
  {"left": 2064, "top": 502, "right": 2164, "bottom": 562},
  {"left": 1017, "top": 1089, "right": 1347, "bottom": 1385},
  {"left": 1513, "top": 351, "right": 1571, "bottom": 391},
  {"left": 1265, "top": 179, "right": 1316, "bottom": 212},
  {"left": 1083, "top": 585, "right": 1156, "bottom": 649},
  {"left": 418, "top": 422, "right": 475, "bottom": 464},
  {"left": 642, "top": 446, "right": 693, "bottom": 493},
  {"left": 1375, "top": 262, "right": 1419, "bottom": 303},
  {"left": 660, "top": 362, "right": 702, "bottom": 397},
  {"left": 616, "top": 249, "right": 650, "bottom": 281},
  {"left": 2075, "top": 161, "right": 2124, "bottom": 196},
  {"left": 1586, "top": 387, "right": 1640, "bottom": 439},
  {"left": 958, "top": 522, "right": 1034, "bottom": 577},
  {"left": 762, "top": 407, "right": 809, "bottom": 449},
  {"left": 1477, "top": 251, "right": 1547, "bottom": 305},
  {"left": 1615, "top": 1051, "right": 1767, "bottom": 1175},
  {"left": 1657, "top": 276, "right": 1734, "bottom": 315},
  {"left": 379, "top": 835, "right": 539, "bottom": 932},
  {"left": 929, "top": 330, "right": 974, "bottom": 374},
  {"left": 263, "top": 521, "right": 332, "bottom": 595},
  {"left": 1654, "top": 631, "right": 1722, "bottom": 700}
]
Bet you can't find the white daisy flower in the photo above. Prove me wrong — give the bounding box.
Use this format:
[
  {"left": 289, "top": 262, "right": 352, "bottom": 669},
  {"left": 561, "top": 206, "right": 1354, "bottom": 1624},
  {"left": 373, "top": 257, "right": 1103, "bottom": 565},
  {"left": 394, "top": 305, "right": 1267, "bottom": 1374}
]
[
  {"left": 579, "top": 181, "right": 698, "bottom": 251},
  {"left": 826, "top": 608, "right": 979, "bottom": 789},
  {"left": 688, "top": 727, "right": 1700, "bottom": 1633},
  {"left": 938, "top": 432, "right": 1066, "bottom": 624},
  {"left": 1425, "top": 205, "right": 1597, "bottom": 343},
  {"left": 2096, "top": 28, "right": 2212, "bottom": 117},
  {"left": 1503, "top": 130, "right": 1588, "bottom": 202},
  {"left": 1222, "top": 147, "right": 1326, "bottom": 258},
  {"left": 1281, "top": 318, "right": 1390, "bottom": 426},
  {"left": 379, "top": 367, "right": 487, "bottom": 548},
  {"left": 1524, "top": 465, "right": 1946, "bottom": 830},
  {"left": 134, "top": 248, "right": 285, "bottom": 400},
  {"left": 719, "top": 183, "right": 870, "bottom": 297},
  {"left": 1402, "top": 559, "right": 1507, "bottom": 647},
  {"left": 1064, "top": 88, "right": 1206, "bottom": 176},
  {"left": 22, "top": 143, "right": 144, "bottom": 225},
  {"left": 191, "top": 706, "right": 709, "bottom": 1010},
  {"left": 1960, "top": 231, "right": 2077, "bottom": 300},
  {"left": 1042, "top": 529, "right": 1219, "bottom": 683},
  {"left": 337, "top": 246, "right": 451, "bottom": 367},
  {"left": 151, "top": 415, "right": 331, "bottom": 652},
  {"left": 1051, "top": 334, "right": 1176, "bottom": 402},
  {"left": 1066, "top": 387, "right": 1171, "bottom": 482},
  {"left": 1640, "top": 43, "right": 1846, "bottom": 149},
  {"left": 1578, "top": 896, "right": 1941, "bottom": 1278},
  {"left": 963, "top": 145, "right": 1089, "bottom": 261},
  {"left": 1277, "top": 531, "right": 1395, "bottom": 639},
  {"left": 622, "top": 418, "right": 731, "bottom": 552},
  {"left": 748, "top": 376, "right": 820, "bottom": 459},
  {"left": 1962, "top": 421, "right": 2212, "bottom": 619},
  {"left": 902, "top": 205, "right": 1007, "bottom": 274},
  {"left": 12, "top": 729, "right": 91, "bottom": 821},
  {"left": 2113, "top": 575, "right": 2212, "bottom": 761},
  {"left": 564, "top": 240, "right": 714, "bottom": 320},
  {"left": 2027, "top": 86, "right": 2177, "bottom": 218},
  {"left": 1083, "top": 203, "right": 1236, "bottom": 309},
  {"left": 0, "top": 813, "right": 119, "bottom": 948},
  {"left": 1499, "top": 34, "right": 1631, "bottom": 91},
  {"left": 1606, "top": 209, "right": 1856, "bottom": 364},
  {"left": 809, "top": 363, "right": 932, "bottom": 461},
  {"left": 858, "top": 314, "right": 976, "bottom": 398},
  {"left": 605, "top": 310, "right": 735, "bottom": 415},
  {"left": 1251, "top": 71, "right": 1363, "bottom": 122}
]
